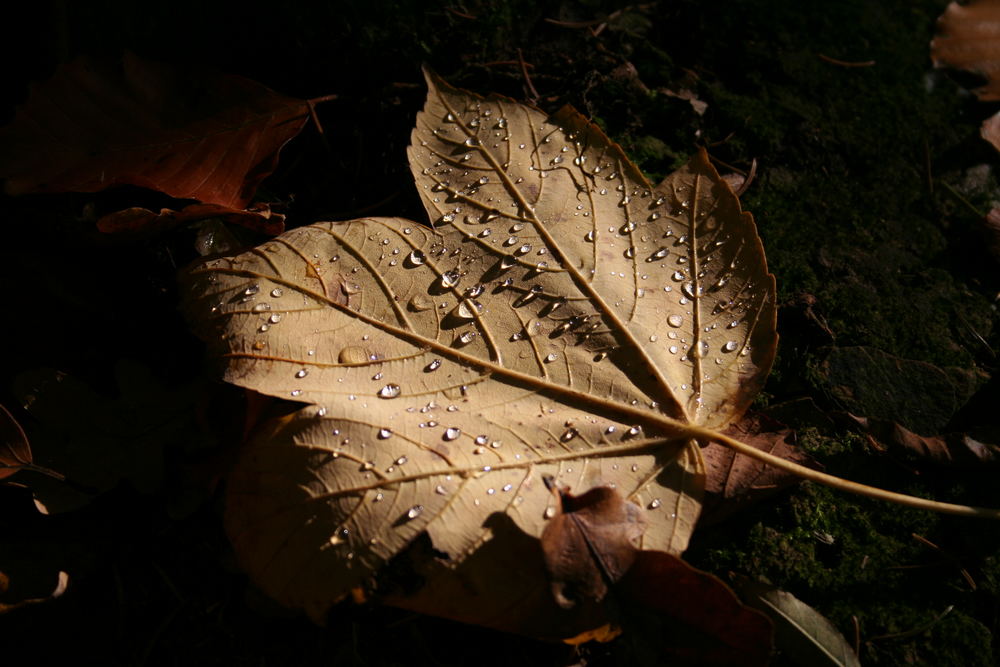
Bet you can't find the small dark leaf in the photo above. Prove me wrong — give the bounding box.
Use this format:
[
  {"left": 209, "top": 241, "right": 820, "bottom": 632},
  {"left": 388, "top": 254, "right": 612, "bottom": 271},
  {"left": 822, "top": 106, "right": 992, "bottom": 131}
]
[
  {"left": 541, "top": 481, "right": 645, "bottom": 608},
  {"left": 0, "top": 404, "right": 31, "bottom": 481}
]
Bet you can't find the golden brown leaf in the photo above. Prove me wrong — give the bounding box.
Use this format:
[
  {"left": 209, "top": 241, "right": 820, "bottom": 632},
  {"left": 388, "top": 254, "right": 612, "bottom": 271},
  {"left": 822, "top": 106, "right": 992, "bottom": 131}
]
[{"left": 182, "top": 68, "right": 776, "bottom": 635}]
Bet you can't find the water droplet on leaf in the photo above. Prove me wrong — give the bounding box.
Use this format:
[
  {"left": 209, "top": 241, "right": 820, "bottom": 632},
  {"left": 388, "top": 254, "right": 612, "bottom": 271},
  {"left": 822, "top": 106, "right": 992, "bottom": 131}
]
[{"left": 378, "top": 383, "right": 401, "bottom": 399}]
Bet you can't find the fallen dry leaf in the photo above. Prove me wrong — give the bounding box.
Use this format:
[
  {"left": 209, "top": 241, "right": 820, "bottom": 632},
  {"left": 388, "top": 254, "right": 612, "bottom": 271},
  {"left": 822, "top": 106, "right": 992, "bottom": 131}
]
[
  {"left": 932, "top": 0, "right": 1000, "bottom": 101},
  {"left": 701, "top": 413, "right": 818, "bottom": 524},
  {"left": 931, "top": 0, "right": 1000, "bottom": 154},
  {"left": 981, "top": 114, "right": 1000, "bottom": 154},
  {"left": 540, "top": 482, "right": 773, "bottom": 662},
  {"left": 0, "top": 485, "right": 71, "bottom": 614},
  {"left": 734, "top": 576, "right": 861, "bottom": 667},
  {"left": 620, "top": 553, "right": 773, "bottom": 665},
  {"left": 183, "top": 68, "right": 776, "bottom": 636},
  {"left": 97, "top": 202, "right": 285, "bottom": 237},
  {"left": 661, "top": 87, "right": 708, "bottom": 116},
  {"left": 541, "top": 480, "right": 645, "bottom": 609},
  {"left": 839, "top": 413, "right": 999, "bottom": 468},
  {"left": 0, "top": 52, "right": 310, "bottom": 209}
]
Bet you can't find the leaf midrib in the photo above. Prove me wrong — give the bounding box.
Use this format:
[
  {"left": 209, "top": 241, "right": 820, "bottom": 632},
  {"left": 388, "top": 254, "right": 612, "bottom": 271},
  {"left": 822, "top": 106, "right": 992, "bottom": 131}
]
[{"left": 191, "top": 254, "right": 693, "bottom": 439}]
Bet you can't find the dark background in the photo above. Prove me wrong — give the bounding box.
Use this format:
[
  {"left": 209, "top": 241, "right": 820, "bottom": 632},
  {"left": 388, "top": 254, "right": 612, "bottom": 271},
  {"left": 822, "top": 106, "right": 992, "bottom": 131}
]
[{"left": 2, "top": 1, "right": 999, "bottom": 664}]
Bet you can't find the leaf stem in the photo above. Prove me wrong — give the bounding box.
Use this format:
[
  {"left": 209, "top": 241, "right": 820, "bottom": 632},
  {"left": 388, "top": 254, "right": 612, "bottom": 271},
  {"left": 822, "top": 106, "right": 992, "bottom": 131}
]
[{"left": 692, "top": 425, "right": 1000, "bottom": 519}]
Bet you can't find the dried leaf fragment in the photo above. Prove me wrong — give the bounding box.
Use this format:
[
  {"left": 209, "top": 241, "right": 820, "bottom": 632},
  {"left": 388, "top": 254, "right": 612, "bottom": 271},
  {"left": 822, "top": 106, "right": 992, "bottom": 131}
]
[
  {"left": 0, "top": 404, "right": 31, "bottom": 481},
  {"left": 734, "top": 577, "right": 861, "bottom": 667},
  {"left": 840, "top": 413, "right": 999, "bottom": 467},
  {"left": 932, "top": 0, "right": 1000, "bottom": 101},
  {"left": 97, "top": 202, "right": 285, "bottom": 237},
  {"left": 701, "top": 413, "right": 818, "bottom": 524},
  {"left": 541, "top": 481, "right": 645, "bottom": 608},
  {"left": 620, "top": 554, "right": 773, "bottom": 665},
  {"left": 0, "top": 52, "right": 310, "bottom": 208}
]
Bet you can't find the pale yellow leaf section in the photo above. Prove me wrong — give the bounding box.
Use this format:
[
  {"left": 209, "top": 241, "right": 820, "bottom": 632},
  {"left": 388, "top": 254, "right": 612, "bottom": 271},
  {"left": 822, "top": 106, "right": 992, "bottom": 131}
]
[
  {"left": 411, "top": 69, "right": 775, "bottom": 427},
  {"left": 186, "top": 217, "right": 703, "bottom": 621}
]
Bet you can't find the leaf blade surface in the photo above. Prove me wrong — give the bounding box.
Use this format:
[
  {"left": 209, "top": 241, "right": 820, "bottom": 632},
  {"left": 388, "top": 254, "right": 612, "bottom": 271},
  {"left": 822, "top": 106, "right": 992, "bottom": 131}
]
[{"left": 182, "top": 71, "right": 776, "bottom": 631}]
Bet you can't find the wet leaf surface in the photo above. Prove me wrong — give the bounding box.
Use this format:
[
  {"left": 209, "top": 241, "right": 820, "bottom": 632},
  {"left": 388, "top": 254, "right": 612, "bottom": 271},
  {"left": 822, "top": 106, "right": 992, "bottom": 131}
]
[{"left": 182, "top": 69, "right": 776, "bottom": 634}]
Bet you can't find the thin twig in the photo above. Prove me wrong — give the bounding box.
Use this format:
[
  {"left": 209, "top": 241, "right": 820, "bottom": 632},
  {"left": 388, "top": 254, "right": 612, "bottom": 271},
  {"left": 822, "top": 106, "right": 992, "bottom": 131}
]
[
  {"left": 912, "top": 533, "right": 977, "bottom": 590},
  {"left": 445, "top": 7, "right": 476, "bottom": 20},
  {"left": 306, "top": 94, "right": 337, "bottom": 155},
  {"left": 545, "top": 14, "right": 615, "bottom": 29},
  {"left": 867, "top": 605, "right": 953, "bottom": 642},
  {"left": 518, "top": 48, "right": 540, "bottom": 103},
  {"left": 706, "top": 154, "right": 745, "bottom": 175},
  {"left": 818, "top": 53, "right": 876, "bottom": 67},
  {"left": 482, "top": 60, "right": 535, "bottom": 69},
  {"left": 942, "top": 181, "right": 986, "bottom": 218},
  {"left": 923, "top": 137, "right": 934, "bottom": 194},
  {"left": 737, "top": 159, "right": 759, "bottom": 196}
]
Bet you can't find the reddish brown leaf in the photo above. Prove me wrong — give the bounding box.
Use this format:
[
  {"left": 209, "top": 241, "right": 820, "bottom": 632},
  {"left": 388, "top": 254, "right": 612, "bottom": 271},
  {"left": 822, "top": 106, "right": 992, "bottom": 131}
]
[
  {"left": 701, "top": 413, "right": 819, "bottom": 524},
  {"left": 97, "top": 202, "right": 285, "bottom": 237},
  {"left": 0, "top": 52, "right": 310, "bottom": 208},
  {"left": 620, "top": 553, "right": 773, "bottom": 666},
  {"left": 540, "top": 483, "right": 772, "bottom": 663},
  {"left": 0, "top": 404, "right": 31, "bottom": 481}
]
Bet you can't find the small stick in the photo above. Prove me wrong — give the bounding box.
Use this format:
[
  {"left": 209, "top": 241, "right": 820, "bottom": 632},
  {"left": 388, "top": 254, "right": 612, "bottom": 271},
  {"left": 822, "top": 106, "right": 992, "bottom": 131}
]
[
  {"left": 518, "top": 48, "right": 540, "bottom": 103},
  {"left": 445, "top": 7, "right": 476, "bottom": 20},
  {"left": 818, "top": 54, "right": 876, "bottom": 68},
  {"left": 923, "top": 137, "right": 934, "bottom": 193},
  {"left": 867, "top": 605, "right": 953, "bottom": 641},
  {"left": 942, "top": 181, "right": 985, "bottom": 218},
  {"left": 482, "top": 60, "right": 535, "bottom": 69},
  {"left": 912, "top": 533, "right": 977, "bottom": 590}
]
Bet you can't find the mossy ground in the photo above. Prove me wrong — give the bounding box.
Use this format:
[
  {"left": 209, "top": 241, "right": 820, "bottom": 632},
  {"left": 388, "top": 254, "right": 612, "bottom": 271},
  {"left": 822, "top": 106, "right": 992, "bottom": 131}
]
[{"left": 2, "top": 1, "right": 998, "bottom": 665}]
